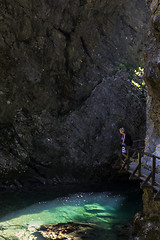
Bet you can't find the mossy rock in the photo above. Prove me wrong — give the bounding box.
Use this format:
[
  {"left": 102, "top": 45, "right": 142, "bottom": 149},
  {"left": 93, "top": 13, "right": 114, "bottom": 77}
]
[{"left": 132, "top": 213, "right": 145, "bottom": 234}]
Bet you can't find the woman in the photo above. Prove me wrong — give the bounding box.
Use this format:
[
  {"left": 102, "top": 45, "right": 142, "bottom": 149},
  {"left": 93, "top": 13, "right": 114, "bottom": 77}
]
[
  {"left": 119, "top": 127, "right": 126, "bottom": 153},
  {"left": 119, "top": 127, "right": 133, "bottom": 150}
]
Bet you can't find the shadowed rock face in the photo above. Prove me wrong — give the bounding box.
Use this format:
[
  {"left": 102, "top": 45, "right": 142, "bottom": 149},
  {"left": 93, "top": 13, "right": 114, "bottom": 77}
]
[
  {"left": 133, "top": 188, "right": 160, "bottom": 240},
  {"left": 144, "top": 0, "right": 160, "bottom": 157},
  {"left": 0, "top": 0, "right": 148, "bottom": 188}
]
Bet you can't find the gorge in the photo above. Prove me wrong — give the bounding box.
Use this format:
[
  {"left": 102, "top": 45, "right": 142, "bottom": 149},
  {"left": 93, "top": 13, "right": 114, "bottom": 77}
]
[{"left": 1, "top": 0, "right": 160, "bottom": 239}]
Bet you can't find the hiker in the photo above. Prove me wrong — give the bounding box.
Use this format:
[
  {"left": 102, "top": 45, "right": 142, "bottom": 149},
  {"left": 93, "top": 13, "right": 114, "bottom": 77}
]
[{"left": 119, "top": 127, "right": 133, "bottom": 153}]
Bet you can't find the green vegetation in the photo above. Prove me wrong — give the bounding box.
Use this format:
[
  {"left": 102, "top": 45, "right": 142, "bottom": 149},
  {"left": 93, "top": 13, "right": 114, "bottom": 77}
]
[
  {"left": 132, "top": 67, "right": 145, "bottom": 90},
  {"left": 117, "top": 59, "right": 145, "bottom": 91}
]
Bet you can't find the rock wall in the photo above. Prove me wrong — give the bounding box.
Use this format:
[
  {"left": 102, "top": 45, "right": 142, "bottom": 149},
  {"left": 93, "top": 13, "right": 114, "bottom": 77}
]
[
  {"left": 132, "top": 1, "right": 160, "bottom": 239},
  {"left": 133, "top": 188, "right": 160, "bottom": 240},
  {"left": 0, "top": 0, "right": 148, "bottom": 188},
  {"left": 144, "top": 0, "right": 160, "bottom": 159}
]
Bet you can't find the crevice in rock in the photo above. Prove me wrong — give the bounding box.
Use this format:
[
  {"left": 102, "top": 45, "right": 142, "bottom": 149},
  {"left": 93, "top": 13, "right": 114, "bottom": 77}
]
[
  {"left": 25, "top": 161, "right": 47, "bottom": 181},
  {"left": 61, "top": 30, "right": 71, "bottom": 75},
  {"left": 3, "top": 0, "right": 9, "bottom": 12},
  {"left": 2, "top": 35, "right": 13, "bottom": 48},
  {"left": 79, "top": 0, "right": 87, "bottom": 7},
  {"left": 14, "top": 0, "right": 25, "bottom": 10},
  {"left": 80, "top": 36, "right": 93, "bottom": 63},
  {"left": 120, "top": 15, "right": 137, "bottom": 33}
]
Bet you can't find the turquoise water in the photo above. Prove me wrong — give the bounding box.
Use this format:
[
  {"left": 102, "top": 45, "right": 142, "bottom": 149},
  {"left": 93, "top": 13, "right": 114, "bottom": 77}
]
[{"left": 0, "top": 185, "right": 142, "bottom": 239}]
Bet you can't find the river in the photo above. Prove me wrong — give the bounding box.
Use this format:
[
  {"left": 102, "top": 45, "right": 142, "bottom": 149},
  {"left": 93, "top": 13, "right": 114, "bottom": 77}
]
[{"left": 0, "top": 184, "right": 142, "bottom": 239}]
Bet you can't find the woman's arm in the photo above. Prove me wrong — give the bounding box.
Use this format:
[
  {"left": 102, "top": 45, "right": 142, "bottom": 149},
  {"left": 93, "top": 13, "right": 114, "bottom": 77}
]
[{"left": 122, "top": 133, "right": 126, "bottom": 144}]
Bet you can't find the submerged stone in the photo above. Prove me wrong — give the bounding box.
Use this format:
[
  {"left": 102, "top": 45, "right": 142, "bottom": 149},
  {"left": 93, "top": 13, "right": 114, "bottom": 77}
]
[
  {"left": 84, "top": 203, "right": 106, "bottom": 212},
  {"left": 36, "top": 222, "right": 108, "bottom": 240},
  {"left": 96, "top": 212, "right": 113, "bottom": 218},
  {"left": 5, "top": 237, "right": 20, "bottom": 240}
]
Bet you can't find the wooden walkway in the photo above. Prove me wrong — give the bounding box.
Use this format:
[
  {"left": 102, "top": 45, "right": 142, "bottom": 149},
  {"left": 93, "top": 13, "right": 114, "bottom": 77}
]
[{"left": 119, "top": 143, "right": 160, "bottom": 201}]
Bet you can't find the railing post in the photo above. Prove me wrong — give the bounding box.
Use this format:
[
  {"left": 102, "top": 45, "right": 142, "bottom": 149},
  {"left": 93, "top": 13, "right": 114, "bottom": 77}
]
[
  {"left": 127, "top": 148, "right": 130, "bottom": 171},
  {"left": 152, "top": 156, "right": 156, "bottom": 186},
  {"left": 138, "top": 152, "right": 141, "bottom": 177}
]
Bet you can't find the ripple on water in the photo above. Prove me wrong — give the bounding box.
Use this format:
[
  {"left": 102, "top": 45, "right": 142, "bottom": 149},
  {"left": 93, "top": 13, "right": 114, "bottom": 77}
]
[{"left": 0, "top": 190, "right": 142, "bottom": 240}]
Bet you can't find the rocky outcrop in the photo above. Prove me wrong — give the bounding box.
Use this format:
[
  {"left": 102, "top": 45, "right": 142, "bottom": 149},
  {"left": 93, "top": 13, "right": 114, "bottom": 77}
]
[
  {"left": 144, "top": 0, "right": 160, "bottom": 157},
  {"left": 132, "top": 1, "right": 160, "bottom": 238},
  {"left": 36, "top": 222, "right": 102, "bottom": 240},
  {"left": 133, "top": 188, "right": 160, "bottom": 240},
  {"left": 36, "top": 222, "right": 131, "bottom": 240},
  {"left": 0, "top": 0, "right": 148, "bottom": 188}
]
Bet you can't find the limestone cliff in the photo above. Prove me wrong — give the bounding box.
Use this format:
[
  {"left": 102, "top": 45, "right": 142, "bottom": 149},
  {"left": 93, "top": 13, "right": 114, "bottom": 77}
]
[
  {"left": 133, "top": 188, "right": 160, "bottom": 240},
  {"left": 0, "top": 0, "right": 148, "bottom": 188},
  {"left": 132, "top": 1, "right": 160, "bottom": 239},
  {"left": 144, "top": 0, "right": 160, "bottom": 158}
]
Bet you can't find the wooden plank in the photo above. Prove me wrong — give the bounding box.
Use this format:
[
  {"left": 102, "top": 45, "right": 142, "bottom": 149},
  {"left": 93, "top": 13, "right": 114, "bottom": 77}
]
[
  {"left": 152, "top": 156, "right": 156, "bottom": 186},
  {"left": 143, "top": 152, "right": 160, "bottom": 160},
  {"left": 130, "top": 156, "right": 138, "bottom": 163},
  {"left": 138, "top": 152, "right": 141, "bottom": 177},
  {"left": 119, "top": 156, "right": 130, "bottom": 171},
  {"left": 130, "top": 164, "right": 139, "bottom": 177},
  {"left": 127, "top": 149, "right": 130, "bottom": 171}
]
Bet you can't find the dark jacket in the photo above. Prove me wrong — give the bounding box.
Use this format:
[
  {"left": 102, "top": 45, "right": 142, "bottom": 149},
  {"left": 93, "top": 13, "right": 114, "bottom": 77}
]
[{"left": 124, "top": 133, "right": 133, "bottom": 146}]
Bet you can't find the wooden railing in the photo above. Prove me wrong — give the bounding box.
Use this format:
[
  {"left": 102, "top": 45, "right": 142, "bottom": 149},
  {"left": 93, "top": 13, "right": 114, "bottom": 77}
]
[{"left": 119, "top": 144, "right": 160, "bottom": 201}]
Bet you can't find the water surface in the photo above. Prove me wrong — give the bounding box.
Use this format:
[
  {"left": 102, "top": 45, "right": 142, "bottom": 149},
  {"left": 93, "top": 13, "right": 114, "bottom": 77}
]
[{"left": 0, "top": 185, "right": 142, "bottom": 240}]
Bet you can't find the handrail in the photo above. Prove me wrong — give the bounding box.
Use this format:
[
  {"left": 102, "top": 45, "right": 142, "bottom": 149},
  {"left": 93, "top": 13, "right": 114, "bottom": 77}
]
[
  {"left": 123, "top": 145, "right": 160, "bottom": 160},
  {"left": 143, "top": 151, "right": 160, "bottom": 160},
  {"left": 121, "top": 149, "right": 157, "bottom": 184},
  {"left": 133, "top": 139, "right": 145, "bottom": 143},
  {"left": 120, "top": 143, "right": 160, "bottom": 200},
  {"left": 121, "top": 148, "right": 159, "bottom": 184},
  {"left": 132, "top": 149, "right": 160, "bottom": 160}
]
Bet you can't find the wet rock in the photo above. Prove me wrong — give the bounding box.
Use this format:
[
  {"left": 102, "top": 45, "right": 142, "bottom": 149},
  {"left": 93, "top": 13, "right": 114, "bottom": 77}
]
[
  {"left": 36, "top": 222, "right": 107, "bottom": 240},
  {"left": 36, "top": 221, "right": 133, "bottom": 240}
]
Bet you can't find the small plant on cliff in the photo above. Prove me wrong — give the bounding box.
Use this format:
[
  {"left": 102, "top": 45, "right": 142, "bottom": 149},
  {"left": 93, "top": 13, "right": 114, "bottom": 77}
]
[
  {"left": 117, "top": 59, "right": 136, "bottom": 72},
  {"left": 131, "top": 67, "right": 145, "bottom": 90},
  {"left": 117, "top": 59, "right": 145, "bottom": 91}
]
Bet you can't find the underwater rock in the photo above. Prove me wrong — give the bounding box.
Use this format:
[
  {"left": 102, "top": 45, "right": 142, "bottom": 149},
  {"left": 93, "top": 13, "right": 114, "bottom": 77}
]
[
  {"left": 36, "top": 222, "right": 112, "bottom": 240},
  {"left": 5, "top": 237, "right": 20, "bottom": 240},
  {"left": 96, "top": 212, "right": 113, "bottom": 218},
  {"left": 84, "top": 203, "right": 106, "bottom": 212}
]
